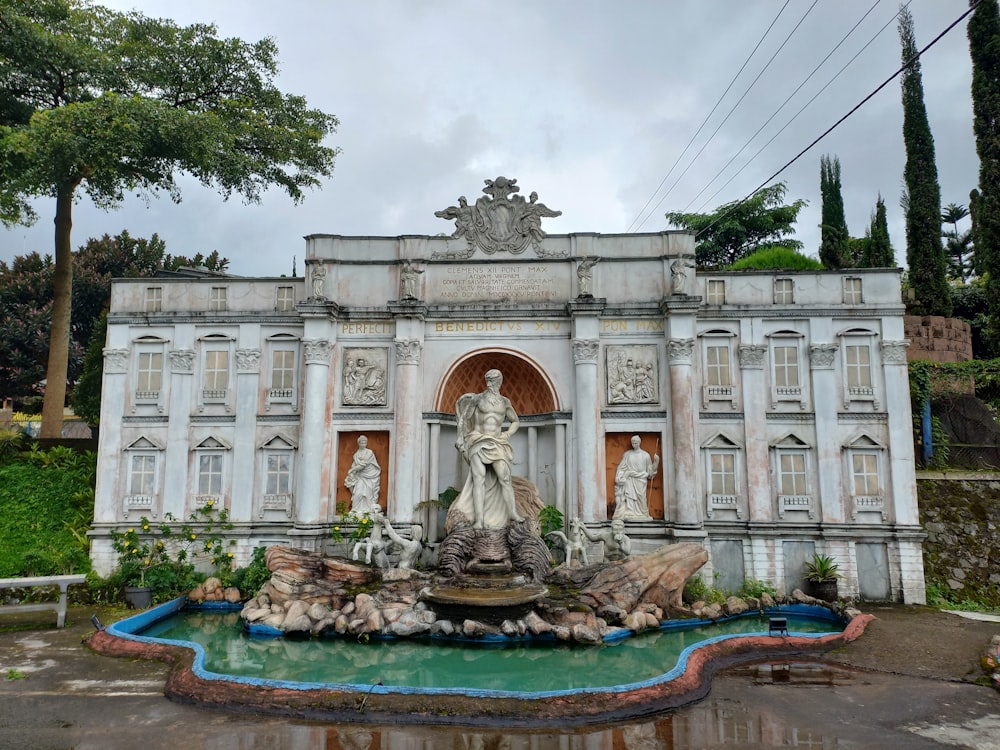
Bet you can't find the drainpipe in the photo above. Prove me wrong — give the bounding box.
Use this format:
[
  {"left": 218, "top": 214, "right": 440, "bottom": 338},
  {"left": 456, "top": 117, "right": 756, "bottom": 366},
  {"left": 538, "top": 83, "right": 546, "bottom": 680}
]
[{"left": 922, "top": 398, "right": 933, "bottom": 466}]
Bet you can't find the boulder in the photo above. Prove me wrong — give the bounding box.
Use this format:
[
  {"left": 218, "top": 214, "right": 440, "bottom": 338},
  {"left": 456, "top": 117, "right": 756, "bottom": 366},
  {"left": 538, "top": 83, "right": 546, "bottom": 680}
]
[{"left": 580, "top": 543, "right": 708, "bottom": 612}]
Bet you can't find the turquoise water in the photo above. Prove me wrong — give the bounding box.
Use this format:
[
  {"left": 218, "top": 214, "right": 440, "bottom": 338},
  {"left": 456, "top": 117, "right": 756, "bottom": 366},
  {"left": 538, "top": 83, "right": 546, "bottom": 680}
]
[{"left": 139, "top": 609, "right": 841, "bottom": 693}]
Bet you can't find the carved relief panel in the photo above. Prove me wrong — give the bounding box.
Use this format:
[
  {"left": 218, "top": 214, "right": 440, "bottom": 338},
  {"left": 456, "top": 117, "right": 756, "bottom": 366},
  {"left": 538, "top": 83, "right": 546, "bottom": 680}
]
[
  {"left": 606, "top": 345, "right": 659, "bottom": 405},
  {"left": 341, "top": 347, "right": 389, "bottom": 406}
]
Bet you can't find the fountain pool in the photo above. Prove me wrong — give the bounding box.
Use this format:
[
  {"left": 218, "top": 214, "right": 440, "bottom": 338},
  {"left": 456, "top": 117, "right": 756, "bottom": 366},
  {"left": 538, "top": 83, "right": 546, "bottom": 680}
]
[{"left": 89, "top": 597, "right": 869, "bottom": 725}]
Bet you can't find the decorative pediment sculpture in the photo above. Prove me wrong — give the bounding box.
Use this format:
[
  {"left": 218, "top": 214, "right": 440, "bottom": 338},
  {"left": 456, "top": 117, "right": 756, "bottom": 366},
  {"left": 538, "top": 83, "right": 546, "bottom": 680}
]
[{"left": 434, "top": 176, "right": 564, "bottom": 258}]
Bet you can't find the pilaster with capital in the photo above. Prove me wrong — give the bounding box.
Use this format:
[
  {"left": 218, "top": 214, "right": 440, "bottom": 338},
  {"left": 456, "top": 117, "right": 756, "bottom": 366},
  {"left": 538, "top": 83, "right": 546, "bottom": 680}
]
[
  {"left": 569, "top": 301, "right": 603, "bottom": 521},
  {"left": 810, "top": 340, "right": 844, "bottom": 522},
  {"left": 392, "top": 319, "right": 426, "bottom": 521},
  {"left": 883, "top": 340, "right": 917, "bottom": 524},
  {"left": 297, "top": 338, "right": 333, "bottom": 525},
  {"left": 665, "top": 311, "right": 700, "bottom": 526},
  {"left": 738, "top": 341, "right": 772, "bottom": 521},
  {"left": 232, "top": 348, "right": 262, "bottom": 521}
]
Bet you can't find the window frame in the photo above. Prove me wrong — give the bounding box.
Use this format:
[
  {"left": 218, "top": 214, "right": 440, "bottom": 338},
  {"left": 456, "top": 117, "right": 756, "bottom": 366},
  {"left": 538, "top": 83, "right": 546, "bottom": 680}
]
[
  {"left": 144, "top": 286, "right": 163, "bottom": 313},
  {"left": 122, "top": 436, "right": 164, "bottom": 519},
  {"left": 770, "top": 434, "right": 814, "bottom": 520},
  {"left": 767, "top": 331, "right": 808, "bottom": 410},
  {"left": 198, "top": 334, "right": 235, "bottom": 412},
  {"left": 705, "top": 279, "right": 726, "bottom": 305},
  {"left": 773, "top": 278, "right": 794, "bottom": 304},
  {"left": 259, "top": 435, "right": 296, "bottom": 518},
  {"left": 843, "top": 277, "right": 863, "bottom": 305},
  {"left": 130, "top": 336, "right": 168, "bottom": 413},
  {"left": 265, "top": 334, "right": 300, "bottom": 412},
  {"left": 191, "top": 436, "right": 231, "bottom": 509},
  {"left": 702, "top": 434, "right": 743, "bottom": 519},
  {"left": 275, "top": 285, "right": 296, "bottom": 312},
  {"left": 838, "top": 328, "right": 880, "bottom": 410},
  {"left": 209, "top": 286, "right": 228, "bottom": 312},
  {"left": 699, "top": 330, "right": 739, "bottom": 410},
  {"left": 843, "top": 434, "right": 887, "bottom": 521}
]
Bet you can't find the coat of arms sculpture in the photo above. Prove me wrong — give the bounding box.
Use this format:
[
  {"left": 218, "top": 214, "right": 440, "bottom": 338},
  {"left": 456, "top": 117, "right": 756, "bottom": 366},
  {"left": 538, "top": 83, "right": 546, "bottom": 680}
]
[{"left": 434, "top": 176, "right": 564, "bottom": 258}]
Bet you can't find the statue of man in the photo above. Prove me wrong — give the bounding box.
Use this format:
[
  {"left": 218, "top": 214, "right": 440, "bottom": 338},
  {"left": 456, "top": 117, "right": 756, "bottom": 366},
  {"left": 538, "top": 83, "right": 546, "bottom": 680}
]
[
  {"left": 451, "top": 369, "right": 525, "bottom": 529},
  {"left": 613, "top": 435, "right": 659, "bottom": 520},
  {"left": 399, "top": 261, "right": 423, "bottom": 300},
  {"left": 344, "top": 435, "right": 381, "bottom": 514}
]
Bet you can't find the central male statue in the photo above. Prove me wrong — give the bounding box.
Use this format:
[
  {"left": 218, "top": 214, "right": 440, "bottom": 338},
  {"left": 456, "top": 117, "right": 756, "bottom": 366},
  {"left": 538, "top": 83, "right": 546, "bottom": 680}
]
[{"left": 451, "top": 369, "right": 525, "bottom": 529}]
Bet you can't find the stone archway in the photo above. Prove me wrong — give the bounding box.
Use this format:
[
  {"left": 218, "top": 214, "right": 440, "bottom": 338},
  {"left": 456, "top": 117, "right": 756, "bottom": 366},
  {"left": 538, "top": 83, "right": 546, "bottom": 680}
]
[{"left": 437, "top": 350, "right": 558, "bottom": 415}]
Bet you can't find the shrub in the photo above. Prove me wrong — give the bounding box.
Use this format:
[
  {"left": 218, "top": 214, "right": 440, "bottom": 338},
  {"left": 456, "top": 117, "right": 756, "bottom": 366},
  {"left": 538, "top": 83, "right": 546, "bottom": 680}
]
[
  {"left": 738, "top": 578, "right": 778, "bottom": 599},
  {"left": 727, "top": 247, "right": 825, "bottom": 271},
  {"left": 231, "top": 546, "right": 271, "bottom": 597}
]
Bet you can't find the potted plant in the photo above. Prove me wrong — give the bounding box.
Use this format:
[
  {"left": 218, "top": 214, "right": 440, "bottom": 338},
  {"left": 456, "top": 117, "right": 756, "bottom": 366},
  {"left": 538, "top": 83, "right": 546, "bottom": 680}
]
[
  {"left": 804, "top": 553, "right": 840, "bottom": 602},
  {"left": 111, "top": 518, "right": 167, "bottom": 608}
]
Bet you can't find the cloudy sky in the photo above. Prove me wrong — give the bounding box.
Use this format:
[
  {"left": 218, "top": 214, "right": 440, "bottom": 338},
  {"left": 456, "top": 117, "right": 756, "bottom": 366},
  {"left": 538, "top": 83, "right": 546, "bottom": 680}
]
[{"left": 0, "top": 1, "right": 981, "bottom": 277}]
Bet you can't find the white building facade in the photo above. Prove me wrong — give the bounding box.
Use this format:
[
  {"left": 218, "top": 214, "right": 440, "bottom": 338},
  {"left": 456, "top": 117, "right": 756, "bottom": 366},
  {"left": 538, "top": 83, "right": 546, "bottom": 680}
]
[{"left": 91, "top": 178, "right": 925, "bottom": 602}]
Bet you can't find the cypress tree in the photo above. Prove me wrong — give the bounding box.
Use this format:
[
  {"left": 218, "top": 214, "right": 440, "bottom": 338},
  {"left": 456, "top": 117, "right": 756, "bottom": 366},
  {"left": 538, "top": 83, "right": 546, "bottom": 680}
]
[
  {"left": 898, "top": 8, "right": 951, "bottom": 316},
  {"left": 861, "top": 195, "right": 895, "bottom": 268},
  {"left": 969, "top": 0, "right": 1000, "bottom": 350},
  {"left": 819, "top": 155, "right": 850, "bottom": 269}
]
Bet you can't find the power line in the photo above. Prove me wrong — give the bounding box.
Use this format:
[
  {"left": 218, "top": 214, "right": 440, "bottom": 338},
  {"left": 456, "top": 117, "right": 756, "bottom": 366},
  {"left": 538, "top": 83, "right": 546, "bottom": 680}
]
[
  {"left": 694, "top": 3, "right": 977, "bottom": 241},
  {"left": 681, "top": 0, "right": 884, "bottom": 214},
  {"left": 632, "top": 0, "right": 820, "bottom": 233},
  {"left": 693, "top": 1, "right": 912, "bottom": 214},
  {"left": 623, "top": 1, "right": 791, "bottom": 234}
]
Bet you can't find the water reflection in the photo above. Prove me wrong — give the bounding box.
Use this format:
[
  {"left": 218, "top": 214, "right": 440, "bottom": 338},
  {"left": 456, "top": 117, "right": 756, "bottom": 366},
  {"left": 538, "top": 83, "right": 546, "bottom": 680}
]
[{"left": 190, "top": 697, "right": 849, "bottom": 749}]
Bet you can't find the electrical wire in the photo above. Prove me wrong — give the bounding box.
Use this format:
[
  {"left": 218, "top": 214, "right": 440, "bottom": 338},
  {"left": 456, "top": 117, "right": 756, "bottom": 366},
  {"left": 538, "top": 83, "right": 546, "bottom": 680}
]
[
  {"left": 694, "top": 3, "right": 977, "bottom": 240},
  {"left": 623, "top": 0, "right": 791, "bottom": 234},
  {"left": 693, "top": 1, "right": 912, "bottom": 214},
  {"left": 632, "top": 0, "right": 820, "bottom": 233},
  {"left": 681, "top": 0, "right": 884, "bottom": 214}
]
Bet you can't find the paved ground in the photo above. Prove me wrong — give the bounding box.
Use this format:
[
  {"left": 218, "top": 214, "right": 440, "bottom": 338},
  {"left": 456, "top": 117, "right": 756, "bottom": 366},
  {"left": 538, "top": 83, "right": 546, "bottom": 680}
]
[{"left": 0, "top": 603, "right": 998, "bottom": 749}]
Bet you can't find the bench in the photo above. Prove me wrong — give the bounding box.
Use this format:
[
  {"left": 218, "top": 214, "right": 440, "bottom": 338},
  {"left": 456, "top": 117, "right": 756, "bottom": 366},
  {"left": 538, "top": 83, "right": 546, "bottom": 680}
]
[{"left": 0, "top": 574, "right": 87, "bottom": 628}]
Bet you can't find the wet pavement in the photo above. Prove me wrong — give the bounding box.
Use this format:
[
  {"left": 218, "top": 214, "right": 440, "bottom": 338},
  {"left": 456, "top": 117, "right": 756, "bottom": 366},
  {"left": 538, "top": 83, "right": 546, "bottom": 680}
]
[{"left": 1, "top": 605, "right": 999, "bottom": 749}]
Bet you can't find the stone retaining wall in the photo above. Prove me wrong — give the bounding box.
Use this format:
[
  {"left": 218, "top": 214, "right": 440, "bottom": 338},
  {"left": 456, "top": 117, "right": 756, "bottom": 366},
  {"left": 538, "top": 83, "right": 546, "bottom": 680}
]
[
  {"left": 918, "top": 474, "right": 1000, "bottom": 606},
  {"left": 905, "top": 315, "right": 973, "bottom": 363}
]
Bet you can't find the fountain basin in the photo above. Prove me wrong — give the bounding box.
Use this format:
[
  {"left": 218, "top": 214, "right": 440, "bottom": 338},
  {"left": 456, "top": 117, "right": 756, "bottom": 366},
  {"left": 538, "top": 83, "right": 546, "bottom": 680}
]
[{"left": 87, "top": 597, "right": 872, "bottom": 726}]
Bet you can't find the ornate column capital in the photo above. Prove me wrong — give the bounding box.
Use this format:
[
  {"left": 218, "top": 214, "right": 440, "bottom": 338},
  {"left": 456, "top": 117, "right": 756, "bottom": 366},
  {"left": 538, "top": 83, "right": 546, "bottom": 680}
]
[
  {"left": 102, "top": 348, "right": 128, "bottom": 373},
  {"left": 737, "top": 345, "right": 767, "bottom": 369},
  {"left": 572, "top": 338, "right": 600, "bottom": 364},
  {"left": 881, "top": 340, "right": 910, "bottom": 364},
  {"left": 168, "top": 349, "right": 195, "bottom": 373},
  {"left": 235, "top": 348, "right": 261, "bottom": 373},
  {"left": 394, "top": 339, "right": 422, "bottom": 365},
  {"left": 667, "top": 337, "right": 695, "bottom": 365},
  {"left": 809, "top": 343, "right": 839, "bottom": 369},
  {"left": 303, "top": 339, "right": 332, "bottom": 365}
]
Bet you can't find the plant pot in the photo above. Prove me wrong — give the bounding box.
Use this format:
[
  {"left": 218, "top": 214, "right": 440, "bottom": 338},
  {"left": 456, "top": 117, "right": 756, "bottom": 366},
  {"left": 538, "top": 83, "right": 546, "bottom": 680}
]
[
  {"left": 123, "top": 585, "right": 153, "bottom": 609},
  {"left": 808, "top": 579, "right": 838, "bottom": 602}
]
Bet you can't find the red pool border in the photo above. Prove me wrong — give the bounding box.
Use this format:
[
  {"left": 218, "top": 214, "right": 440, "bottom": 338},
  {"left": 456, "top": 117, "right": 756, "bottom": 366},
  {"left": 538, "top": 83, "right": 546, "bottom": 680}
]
[{"left": 87, "top": 613, "right": 873, "bottom": 727}]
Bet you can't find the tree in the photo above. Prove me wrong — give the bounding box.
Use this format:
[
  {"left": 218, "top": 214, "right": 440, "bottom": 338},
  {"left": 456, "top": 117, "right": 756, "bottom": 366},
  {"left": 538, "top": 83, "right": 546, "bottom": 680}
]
[
  {"left": 819, "top": 155, "right": 850, "bottom": 269},
  {"left": 942, "top": 202, "right": 974, "bottom": 282},
  {"left": 860, "top": 195, "right": 895, "bottom": 268},
  {"left": 665, "top": 182, "right": 807, "bottom": 267},
  {"left": 0, "top": 1, "right": 339, "bottom": 436},
  {"left": 969, "top": 0, "right": 1000, "bottom": 351},
  {"left": 898, "top": 7, "right": 951, "bottom": 316}
]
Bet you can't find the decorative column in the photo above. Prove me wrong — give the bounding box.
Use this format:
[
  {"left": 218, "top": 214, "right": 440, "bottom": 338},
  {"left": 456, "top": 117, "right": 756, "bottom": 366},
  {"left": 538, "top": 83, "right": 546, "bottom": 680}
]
[
  {"left": 572, "top": 338, "right": 601, "bottom": 520},
  {"left": 232, "top": 348, "right": 261, "bottom": 522},
  {"left": 738, "top": 344, "right": 770, "bottom": 521},
  {"left": 297, "top": 338, "right": 332, "bottom": 528},
  {"left": 392, "top": 336, "right": 423, "bottom": 522},
  {"left": 881, "top": 340, "right": 917, "bottom": 524},
  {"left": 663, "top": 296, "right": 701, "bottom": 528},
  {"left": 427, "top": 422, "right": 441, "bottom": 539},
  {"left": 667, "top": 337, "right": 700, "bottom": 526},
  {"left": 162, "top": 348, "right": 196, "bottom": 521},
  {"left": 94, "top": 348, "right": 128, "bottom": 524},
  {"left": 810, "top": 343, "right": 844, "bottom": 523}
]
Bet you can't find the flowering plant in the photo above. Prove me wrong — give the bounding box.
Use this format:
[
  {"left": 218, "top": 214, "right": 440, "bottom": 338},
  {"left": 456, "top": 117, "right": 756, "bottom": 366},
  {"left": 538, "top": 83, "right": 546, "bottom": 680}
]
[
  {"left": 111, "top": 501, "right": 236, "bottom": 596},
  {"left": 330, "top": 510, "right": 376, "bottom": 543}
]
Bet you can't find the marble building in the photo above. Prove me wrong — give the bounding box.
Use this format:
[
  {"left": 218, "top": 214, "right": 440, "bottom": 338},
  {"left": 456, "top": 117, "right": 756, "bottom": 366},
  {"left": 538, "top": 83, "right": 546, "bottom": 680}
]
[{"left": 90, "top": 176, "right": 924, "bottom": 602}]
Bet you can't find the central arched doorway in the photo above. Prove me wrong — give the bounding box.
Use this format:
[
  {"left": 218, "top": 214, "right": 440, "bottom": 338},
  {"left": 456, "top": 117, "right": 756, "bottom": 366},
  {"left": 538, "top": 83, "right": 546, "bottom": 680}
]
[{"left": 426, "top": 349, "right": 567, "bottom": 539}]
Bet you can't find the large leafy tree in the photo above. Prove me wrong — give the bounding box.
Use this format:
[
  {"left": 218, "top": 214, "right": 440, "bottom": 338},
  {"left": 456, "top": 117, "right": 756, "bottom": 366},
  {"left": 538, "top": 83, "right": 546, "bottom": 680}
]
[
  {"left": 898, "top": 7, "right": 951, "bottom": 316},
  {"left": 819, "top": 155, "right": 849, "bottom": 269},
  {"left": 969, "top": 0, "right": 1000, "bottom": 351},
  {"left": 665, "top": 182, "right": 807, "bottom": 268},
  {"left": 0, "top": 0, "right": 339, "bottom": 436}
]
